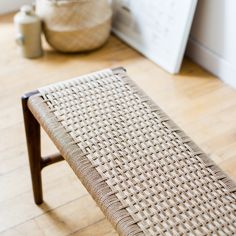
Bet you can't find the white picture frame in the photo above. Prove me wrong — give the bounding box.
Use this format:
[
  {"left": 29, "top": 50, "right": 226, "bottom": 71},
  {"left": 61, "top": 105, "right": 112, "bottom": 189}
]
[{"left": 112, "top": 0, "right": 198, "bottom": 74}]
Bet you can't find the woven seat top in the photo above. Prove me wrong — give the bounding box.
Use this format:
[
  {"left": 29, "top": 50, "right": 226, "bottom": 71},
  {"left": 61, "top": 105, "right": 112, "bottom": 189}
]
[{"left": 28, "top": 68, "right": 236, "bottom": 236}]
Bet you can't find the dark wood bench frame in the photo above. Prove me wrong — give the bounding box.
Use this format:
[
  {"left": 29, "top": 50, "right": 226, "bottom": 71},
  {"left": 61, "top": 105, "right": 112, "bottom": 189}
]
[{"left": 22, "top": 90, "right": 64, "bottom": 204}]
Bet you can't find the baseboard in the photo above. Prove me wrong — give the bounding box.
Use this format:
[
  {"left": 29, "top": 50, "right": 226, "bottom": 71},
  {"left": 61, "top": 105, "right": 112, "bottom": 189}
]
[{"left": 186, "top": 38, "right": 236, "bottom": 89}]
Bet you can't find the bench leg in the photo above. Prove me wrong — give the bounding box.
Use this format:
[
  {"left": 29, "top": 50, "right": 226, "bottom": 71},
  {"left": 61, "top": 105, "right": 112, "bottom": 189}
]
[{"left": 22, "top": 93, "right": 43, "bottom": 205}]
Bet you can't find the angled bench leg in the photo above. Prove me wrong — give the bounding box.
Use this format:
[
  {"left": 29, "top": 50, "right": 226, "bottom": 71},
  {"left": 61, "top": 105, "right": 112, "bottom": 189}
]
[
  {"left": 22, "top": 92, "right": 43, "bottom": 205},
  {"left": 22, "top": 91, "right": 64, "bottom": 205}
]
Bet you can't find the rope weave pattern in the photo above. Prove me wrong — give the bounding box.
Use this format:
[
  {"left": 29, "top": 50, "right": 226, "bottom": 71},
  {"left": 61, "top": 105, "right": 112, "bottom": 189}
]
[{"left": 38, "top": 69, "right": 236, "bottom": 235}]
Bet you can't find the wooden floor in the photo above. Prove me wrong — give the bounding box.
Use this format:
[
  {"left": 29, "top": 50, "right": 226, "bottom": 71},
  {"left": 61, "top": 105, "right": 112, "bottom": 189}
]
[{"left": 0, "top": 13, "right": 236, "bottom": 236}]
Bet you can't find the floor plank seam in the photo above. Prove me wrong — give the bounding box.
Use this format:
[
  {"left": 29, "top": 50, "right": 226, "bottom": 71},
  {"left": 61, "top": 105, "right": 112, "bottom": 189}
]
[
  {"left": 66, "top": 218, "right": 107, "bottom": 236},
  {"left": 0, "top": 193, "right": 89, "bottom": 234}
]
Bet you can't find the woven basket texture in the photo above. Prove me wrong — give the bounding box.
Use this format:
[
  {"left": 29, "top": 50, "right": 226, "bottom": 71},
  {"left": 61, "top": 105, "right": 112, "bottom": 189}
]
[
  {"left": 28, "top": 68, "right": 236, "bottom": 235},
  {"left": 36, "top": 0, "right": 112, "bottom": 52}
]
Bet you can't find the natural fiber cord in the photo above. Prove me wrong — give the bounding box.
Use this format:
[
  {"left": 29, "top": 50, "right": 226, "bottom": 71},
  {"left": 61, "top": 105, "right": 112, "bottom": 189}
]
[{"left": 28, "top": 68, "right": 236, "bottom": 235}]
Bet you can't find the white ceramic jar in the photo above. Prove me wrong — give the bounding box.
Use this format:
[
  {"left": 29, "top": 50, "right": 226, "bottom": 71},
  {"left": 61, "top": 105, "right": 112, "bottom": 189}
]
[{"left": 14, "top": 5, "right": 43, "bottom": 58}]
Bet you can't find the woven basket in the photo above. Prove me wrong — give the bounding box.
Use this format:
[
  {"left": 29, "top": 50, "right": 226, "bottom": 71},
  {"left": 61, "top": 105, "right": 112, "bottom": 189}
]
[{"left": 36, "top": 0, "right": 112, "bottom": 52}]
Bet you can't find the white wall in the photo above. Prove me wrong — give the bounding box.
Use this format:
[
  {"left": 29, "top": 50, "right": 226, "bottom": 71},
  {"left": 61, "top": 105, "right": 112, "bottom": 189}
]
[
  {"left": 187, "top": 0, "right": 236, "bottom": 88},
  {"left": 0, "top": 0, "right": 33, "bottom": 14}
]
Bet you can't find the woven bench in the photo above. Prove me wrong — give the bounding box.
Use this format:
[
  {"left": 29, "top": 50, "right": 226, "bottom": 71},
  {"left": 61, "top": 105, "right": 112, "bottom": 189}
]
[{"left": 22, "top": 67, "right": 236, "bottom": 235}]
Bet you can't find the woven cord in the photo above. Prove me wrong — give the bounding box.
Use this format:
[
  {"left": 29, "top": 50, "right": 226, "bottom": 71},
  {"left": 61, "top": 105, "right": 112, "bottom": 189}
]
[{"left": 31, "top": 68, "right": 236, "bottom": 235}]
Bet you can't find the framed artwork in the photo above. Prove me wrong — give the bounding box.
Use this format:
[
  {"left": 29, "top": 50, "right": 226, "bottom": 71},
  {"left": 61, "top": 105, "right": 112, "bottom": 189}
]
[{"left": 112, "top": 0, "right": 198, "bottom": 74}]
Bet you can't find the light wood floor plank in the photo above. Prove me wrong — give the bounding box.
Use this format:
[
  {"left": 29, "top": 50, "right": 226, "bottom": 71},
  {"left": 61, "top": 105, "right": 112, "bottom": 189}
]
[
  {"left": 1, "top": 195, "right": 104, "bottom": 236},
  {"left": 70, "top": 219, "right": 118, "bottom": 236}
]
